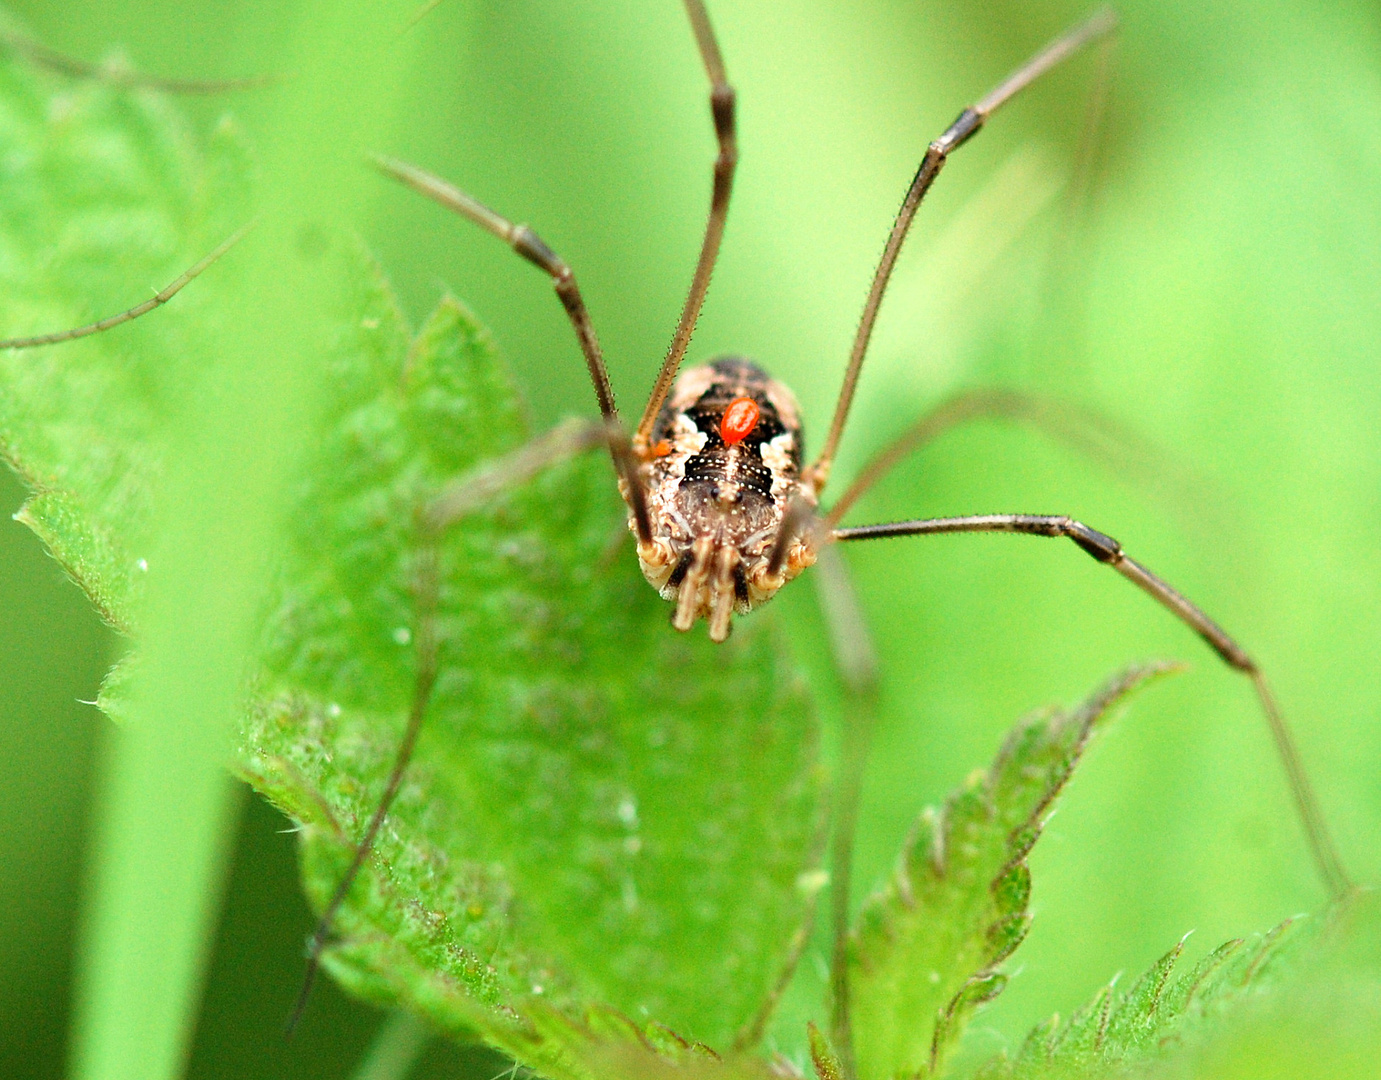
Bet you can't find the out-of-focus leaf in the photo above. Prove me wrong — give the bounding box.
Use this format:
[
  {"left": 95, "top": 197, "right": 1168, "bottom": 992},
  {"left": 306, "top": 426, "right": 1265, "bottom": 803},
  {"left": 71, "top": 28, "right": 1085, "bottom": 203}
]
[
  {"left": 808, "top": 1021, "right": 846, "bottom": 1080},
  {"left": 1136, "top": 894, "right": 1381, "bottom": 1080},
  {"left": 976, "top": 918, "right": 1308, "bottom": 1079},
  {"left": 236, "top": 239, "right": 824, "bottom": 1074},
  {"left": 0, "top": 27, "right": 248, "bottom": 631},
  {"left": 0, "top": 30, "right": 256, "bottom": 1080},
  {"left": 848, "top": 664, "right": 1178, "bottom": 1080}
]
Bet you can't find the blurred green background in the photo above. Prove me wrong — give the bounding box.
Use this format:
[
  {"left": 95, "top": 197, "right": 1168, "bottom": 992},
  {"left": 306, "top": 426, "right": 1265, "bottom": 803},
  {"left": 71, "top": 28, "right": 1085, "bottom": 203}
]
[{"left": 1, "top": 0, "right": 1378, "bottom": 1077}]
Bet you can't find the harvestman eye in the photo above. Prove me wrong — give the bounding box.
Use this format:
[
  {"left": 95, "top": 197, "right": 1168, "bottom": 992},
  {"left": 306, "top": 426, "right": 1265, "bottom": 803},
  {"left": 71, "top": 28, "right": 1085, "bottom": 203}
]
[{"left": 291, "top": 0, "right": 1353, "bottom": 1037}]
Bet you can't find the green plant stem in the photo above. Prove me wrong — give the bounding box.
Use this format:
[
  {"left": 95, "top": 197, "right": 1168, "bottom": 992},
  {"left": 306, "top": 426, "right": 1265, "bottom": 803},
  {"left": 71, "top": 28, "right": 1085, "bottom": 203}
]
[
  {"left": 813, "top": 546, "right": 880, "bottom": 1080},
  {"left": 352, "top": 1012, "right": 432, "bottom": 1080}
]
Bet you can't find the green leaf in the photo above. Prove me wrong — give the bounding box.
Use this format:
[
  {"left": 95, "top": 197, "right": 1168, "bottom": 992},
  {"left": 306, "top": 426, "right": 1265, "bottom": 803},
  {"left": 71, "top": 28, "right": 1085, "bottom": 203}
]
[
  {"left": 0, "top": 30, "right": 260, "bottom": 1080},
  {"left": 236, "top": 240, "right": 824, "bottom": 1073},
  {"left": 977, "top": 917, "right": 1309, "bottom": 1078},
  {"left": 848, "top": 663, "right": 1178, "bottom": 1080},
  {"left": 809, "top": 1021, "right": 846, "bottom": 1080},
  {"left": 0, "top": 40, "right": 249, "bottom": 631},
  {"left": 0, "top": 26, "right": 820, "bottom": 1074}
]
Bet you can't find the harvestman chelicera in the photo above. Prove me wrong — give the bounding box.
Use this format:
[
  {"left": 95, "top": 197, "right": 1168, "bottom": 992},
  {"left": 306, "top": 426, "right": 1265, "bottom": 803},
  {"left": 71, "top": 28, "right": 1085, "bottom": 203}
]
[{"left": 291, "top": 0, "right": 1353, "bottom": 1037}]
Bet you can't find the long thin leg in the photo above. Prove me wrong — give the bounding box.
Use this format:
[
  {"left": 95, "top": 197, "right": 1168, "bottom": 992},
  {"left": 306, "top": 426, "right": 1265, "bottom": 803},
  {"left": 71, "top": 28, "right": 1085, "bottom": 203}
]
[
  {"left": 2, "top": 28, "right": 279, "bottom": 94},
  {"left": 373, "top": 155, "right": 652, "bottom": 515},
  {"left": 427, "top": 417, "right": 651, "bottom": 545},
  {"left": 289, "top": 538, "right": 440, "bottom": 1036},
  {"left": 832, "top": 513, "right": 1352, "bottom": 900},
  {"left": 812, "top": 545, "right": 880, "bottom": 1080},
  {"left": 1032, "top": 29, "right": 1119, "bottom": 387},
  {"left": 0, "top": 223, "right": 251, "bottom": 349},
  {"left": 807, "top": 8, "right": 1117, "bottom": 492},
  {"left": 373, "top": 155, "right": 618, "bottom": 424},
  {"left": 288, "top": 417, "right": 640, "bottom": 1031},
  {"left": 632, "top": 0, "right": 738, "bottom": 452},
  {"left": 1041, "top": 26, "right": 1117, "bottom": 302},
  {"left": 822, "top": 387, "right": 1175, "bottom": 530}
]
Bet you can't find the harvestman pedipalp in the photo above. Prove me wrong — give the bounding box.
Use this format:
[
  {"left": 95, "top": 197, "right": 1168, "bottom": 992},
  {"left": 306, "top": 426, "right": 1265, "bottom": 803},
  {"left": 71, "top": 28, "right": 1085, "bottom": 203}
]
[{"left": 291, "top": 0, "right": 1353, "bottom": 1041}]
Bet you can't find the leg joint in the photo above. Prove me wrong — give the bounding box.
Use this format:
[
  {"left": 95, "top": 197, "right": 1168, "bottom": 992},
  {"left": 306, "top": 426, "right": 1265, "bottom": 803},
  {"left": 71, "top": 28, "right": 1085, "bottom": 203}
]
[
  {"left": 711, "top": 84, "right": 736, "bottom": 141},
  {"left": 1207, "top": 635, "right": 1257, "bottom": 673},
  {"left": 1066, "top": 519, "right": 1122, "bottom": 563},
  {"left": 511, "top": 224, "right": 564, "bottom": 278},
  {"left": 934, "top": 107, "right": 983, "bottom": 154}
]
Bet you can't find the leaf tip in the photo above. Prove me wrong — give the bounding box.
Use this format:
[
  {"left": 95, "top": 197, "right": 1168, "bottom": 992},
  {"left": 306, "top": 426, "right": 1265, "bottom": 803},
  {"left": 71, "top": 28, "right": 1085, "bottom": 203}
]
[{"left": 807, "top": 1022, "right": 845, "bottom": 1080}]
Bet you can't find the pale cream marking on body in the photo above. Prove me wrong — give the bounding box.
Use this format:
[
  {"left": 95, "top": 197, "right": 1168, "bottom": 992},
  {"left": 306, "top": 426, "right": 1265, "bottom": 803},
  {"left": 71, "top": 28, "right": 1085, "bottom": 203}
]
[
  {"left": 667, "top": 412, "right": 706, "bottom": 460},
  {"left": 760, "top": 431, "right": 798, "bottom": 503},
  {"left": 663, "top": 363, "right": 719, "bottom": 414}
]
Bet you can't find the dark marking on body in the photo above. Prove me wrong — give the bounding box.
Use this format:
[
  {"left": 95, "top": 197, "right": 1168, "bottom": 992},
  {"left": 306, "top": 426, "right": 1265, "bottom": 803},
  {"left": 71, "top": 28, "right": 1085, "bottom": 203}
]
[{"left": 656, "top": 356, "right": 801, "bottom": 505}]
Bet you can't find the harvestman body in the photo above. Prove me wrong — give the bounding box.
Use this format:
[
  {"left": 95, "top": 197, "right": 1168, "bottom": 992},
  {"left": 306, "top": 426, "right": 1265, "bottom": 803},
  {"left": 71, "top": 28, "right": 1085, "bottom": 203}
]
[
  {"left": 639, "top": 356, "right": 814, "bottom": 641},
  {"left": 293, "top": 0, "right": 1353, "bottom": 1035}
]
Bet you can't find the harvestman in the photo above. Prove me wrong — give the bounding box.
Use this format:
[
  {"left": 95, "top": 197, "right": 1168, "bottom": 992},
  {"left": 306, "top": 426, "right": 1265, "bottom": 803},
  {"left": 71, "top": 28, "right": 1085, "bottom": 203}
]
[{"left": 292, "top": 0, "right": 1353, "bottom": 1035}]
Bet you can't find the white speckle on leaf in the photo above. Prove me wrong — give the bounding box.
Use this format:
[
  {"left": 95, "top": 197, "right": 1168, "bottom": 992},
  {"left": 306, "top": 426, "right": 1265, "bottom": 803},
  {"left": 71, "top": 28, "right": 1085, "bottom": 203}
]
[
  {"left": 531, "top": 984, "right": 543, "bottom": 995},
  {"left": 622, "top": 878, "right": 639, "bottom": 912},
  {"left": 796, "top": 868, "right": 830, "bottom": 896},
  {"left": 361, "top": 316, "right": 380, "bottom": 330},
  {"left": 392, "top": 626, "right": 412, "bottom": 645},
  {"left": 928, "top": 970, "right": 941, "bottom": 984},
  {"left": 136, "top": 558, "right": 148, "bottom": 572},
  {"left": 623, "top": 836, "right": 642, "bottom": 855},
  {"left": 327, "top": 702, "right": 342, "bottom": 718},
  {"left": 616, "top": 796, "right": 638, "bottom": 827}
]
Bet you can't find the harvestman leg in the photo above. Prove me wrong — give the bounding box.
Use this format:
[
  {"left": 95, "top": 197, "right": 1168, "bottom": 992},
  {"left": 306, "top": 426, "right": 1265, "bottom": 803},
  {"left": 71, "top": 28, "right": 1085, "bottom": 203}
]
[
  {"left": 286, "top": 419, "right": 649, "bottom": 1032},
  {"left": 820, "top": 386, "right": 1177, "bottom": 530},
  {"left": 766, "top": 384, "right": 1149, "bottom": 572},
  {"left": 371, "top": 156, "right": 652, "bottom": 543},
  {"left": 373, "top": 156, "right": 618, "bottom": 423},
  {"left": 830, "top": 513, "right": 1352, "bottom": 899},
  {"left": 634, "top": 0, "right": 738, "bottom": 451},
  {"left": 0, "top": 224, "right": 250, "bottom": 350},
  {"left": 380, "top": 0, "right": 739, "bottom": 459},
  {"left": 2, "top": 28, "right": 279, "bottom": 94},
  {"left": 806, "top": 9, "right": 1118, "bottom": 493}
]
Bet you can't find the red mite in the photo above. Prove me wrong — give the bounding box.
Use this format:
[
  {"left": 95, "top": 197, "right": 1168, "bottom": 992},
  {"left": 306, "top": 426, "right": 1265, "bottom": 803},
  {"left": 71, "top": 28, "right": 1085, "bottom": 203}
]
[{"left": 719, "top": 396, "right": 759, "bottom": 446}]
